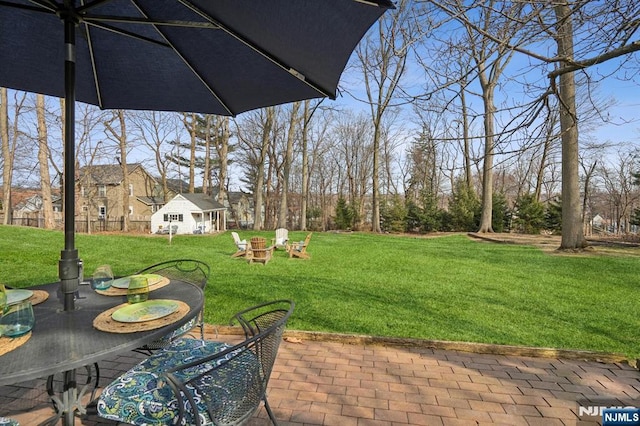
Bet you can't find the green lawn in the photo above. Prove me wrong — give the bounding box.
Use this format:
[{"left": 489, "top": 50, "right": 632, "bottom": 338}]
[{"left": 1, "top": 225, "right": 638, "bottom": 358}]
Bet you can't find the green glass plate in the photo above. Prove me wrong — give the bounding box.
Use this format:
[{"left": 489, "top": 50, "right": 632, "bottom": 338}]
[
  {"left": 111, "top": 299, "right": 180, "bottom": 323},
  {"left": 111, "top": 273, "right": 164, "bottom": 289},
  {"left": 6, "top": 289, "right": 33, "bottom": 305}
]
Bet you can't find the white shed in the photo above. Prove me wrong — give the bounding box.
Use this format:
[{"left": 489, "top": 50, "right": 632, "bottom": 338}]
[{"left": 151, "top": 193, "right": 227, "bottom": 235}]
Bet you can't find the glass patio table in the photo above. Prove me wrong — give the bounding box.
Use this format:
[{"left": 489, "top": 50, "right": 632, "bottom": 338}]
[{"left": 0, "top": 278, "right": 204, "bottom": 426}]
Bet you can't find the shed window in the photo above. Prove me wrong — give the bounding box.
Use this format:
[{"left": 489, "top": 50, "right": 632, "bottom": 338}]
[{"left": 163, "top": 213, "right": 183, "bottom": 222}]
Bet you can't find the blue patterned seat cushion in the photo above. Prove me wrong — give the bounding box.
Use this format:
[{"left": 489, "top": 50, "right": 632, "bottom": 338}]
[{"left": 97, "top": 338, "right": 259, "bottom": 426}]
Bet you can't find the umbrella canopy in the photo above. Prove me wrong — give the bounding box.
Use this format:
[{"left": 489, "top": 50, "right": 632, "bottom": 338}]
[
  {"left": 2, "top": 0, "right": 393, "bottom": 116},
  {"left": 0, "top": 0, "right": 393, "bottom": 310}
]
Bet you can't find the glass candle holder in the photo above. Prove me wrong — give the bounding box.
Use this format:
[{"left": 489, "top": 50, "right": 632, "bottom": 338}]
[
  {"left": 92, "top": 265, "right": 114, "bottom": 290},
  {"left": 127, "top": 275, "right": 149, "bottom": 304},
  {"left": 0, "top": 300, "right": 35, "bottom": 337}
]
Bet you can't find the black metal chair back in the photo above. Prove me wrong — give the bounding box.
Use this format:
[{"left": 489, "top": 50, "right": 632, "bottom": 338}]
[
  {"left": 136, "top": 259, "right": 210, "bottom": 348},
  {"left": 164, "top": 300, "right": 294, "bottom": 426}
]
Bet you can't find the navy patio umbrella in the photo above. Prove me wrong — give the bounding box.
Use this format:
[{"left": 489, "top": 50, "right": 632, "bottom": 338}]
[{"left": 0, "top": 0, "right": 393, "bottom": 310}]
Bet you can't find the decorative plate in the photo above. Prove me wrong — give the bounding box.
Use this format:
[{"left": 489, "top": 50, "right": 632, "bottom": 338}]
[
  {"left": 5, "top": 289, "right": 33, "bottom": 305},
  {"left": 111, "top": 299, "right": 179, "bottom": 323},
  {"left": 111, "top": 274, "right": 164, "bottom": 289}
]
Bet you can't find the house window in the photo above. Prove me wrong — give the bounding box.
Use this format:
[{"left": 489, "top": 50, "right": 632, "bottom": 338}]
[
  {"left": 129, "top": 184, "right": 134, "bottom": 196},
  {"left": 98, "top": 185, "right": 106, "bottom": 197},
  {"left": 98, "top": 205, "right": 106, "bottom": 219},
  {"left": 80, "top": 186, "right": 85, "bottom": 197},
  {"left": 163, "top": 213, "right": 183, "bottom": 222},
  {"left": 129, "top": 206, "right": 134, "bottom": 216}
]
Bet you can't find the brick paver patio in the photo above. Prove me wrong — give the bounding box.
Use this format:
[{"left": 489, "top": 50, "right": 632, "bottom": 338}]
[{"left": 1, "top": 328, "right": 638, "bottom": 425}]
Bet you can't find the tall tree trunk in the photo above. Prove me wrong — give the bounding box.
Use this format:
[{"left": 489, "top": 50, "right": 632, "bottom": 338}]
[
  {"left": 554, "top": 2, "right": 587, "bottom": 249},
  {"left": 183, "top": 113, "right": 197, "bottom": 193},
  {"left": 36, "top": 94, "right": 55, "bottom": 229},
  {"left": 300, "top": 100, "right": 310, "bottom": 231},
  {"left": 477, "top": 70, "right": 495, "bottom": 233},
  {"left": 278, "top": 102, "right": 300, "bottom": 229},
  {"left": 105, "top": 111, "right": 130, "bottom": 231},
  {"left": 118, "top": 111, "right": 130, "bottom": 232},
  {"left": 1, "top": 89, "right": 11, "bottom": 225},
  {"left": 460, "top": 86, "right": 473, "bottom": 189},
  {"left": 203, "top": 115, "right": 212, "bottom": 196},
  {"left": 216, "top": 116, "right": 229, "bottom": 206},
  {"left": 581, "top": 160, "right": 597, "bottom": 236},
  {"left": 1, "top": 90, "right": 25, "bottom": 226},
  {"left": 254, "top": 107, "right": 274, "bottom": 230},
  {"left": 371, "top": 114, "right": 382, "bottom": 232}
]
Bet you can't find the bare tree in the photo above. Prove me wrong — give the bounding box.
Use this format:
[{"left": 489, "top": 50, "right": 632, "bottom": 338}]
[
  {"left": 355, "top": 0, "right": 416, "bottom": 232},
  {"left": 1, "top": 89, "right": 26, "bottom": 225},
  {"left": 278, "top": 101, "right": 301, "bottom": 229},
  {"left": 182, "top": 113, "right": 198, "bottom": 193},
  {"left": 104, "top": 110, "right": 131, "bottom": 231},
  {"left": 599, "top": 152, "right": 640, "bottom": 235},
  {"left": 214, "top": 116, "right": 230, "bottom": 206},
  {"left": 131, "top": 111, "right": 181, "bottom": 201},
  {"left": 36, "top": 94, "right": 55, "bottom": 229},
  {"left": 235, "top": 107, "right": 276, "bottom": 230}
]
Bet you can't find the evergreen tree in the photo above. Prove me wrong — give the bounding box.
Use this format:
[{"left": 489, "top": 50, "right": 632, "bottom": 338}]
[
  {"left": 335, "top": 197, "right": 355, "bottom": 230},
  {"left": 448, "top": 179, "right": 481, "bottom": 231},
  {"left": 514, "top": 193, "right": 546, "bottom": 234},
  {"left": 545, "top": 197, "right": 562, "bottom": 233},
  {"left": 380, "top": 196, "right": 407, "bottom": 232},
  {"left": 492, "top": 192, "right": 509, "bottom": 233}
]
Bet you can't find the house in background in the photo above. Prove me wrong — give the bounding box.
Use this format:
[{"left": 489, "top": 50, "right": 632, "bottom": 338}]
[
  {"left": 76, "top": 163, "right": 184, "bottom": 232},
  {"left": 210, "top": 187, "right": 253, "bottom": 229},
  {"left": 151, "top": 193, "right": 227, "bottom": 234},
  {"left": 5, "top": 189, "right": 63, "bottom": 227}
]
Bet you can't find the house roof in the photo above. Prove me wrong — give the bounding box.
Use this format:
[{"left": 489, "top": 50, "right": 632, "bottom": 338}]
[
  {"left": 210, "top": 186, "right": 251, "bottom": 206},
  {"left": 179, "top": 193, "right": 226, "bottom": 211},
  {"left": 0, "top": 188, "right": 61, "bottom": 209},
  {"left": 77, "top": 163, "right": 144, "bottom": 185},
  {"left": 137, "top": 196, "right": 166, "bottom": 206},
  {"left": 166, "top": 178, "right": 188, "bottom": 193}
]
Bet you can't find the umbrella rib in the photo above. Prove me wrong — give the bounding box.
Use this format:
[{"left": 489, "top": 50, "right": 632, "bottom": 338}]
[
  {"left": 84, "top": 15, "right": 219, "bottom": 29},
  {"left": 6, "top": 0, "right": 57, "bottom": 13},
  {"left": 177, "top": 0, "right": 335, "bottom": 99},
  {"left": 77, "top": 0, "right": 115, "bottom": 14},
  {"left": 83, "top": 20, "right": 171, "bottom": 48},
  {"left": 82, "top": 21, "right": 103, "bottom": 109},
  {"left": 129, "top": 0, "right": 235, "bottom": 115}
]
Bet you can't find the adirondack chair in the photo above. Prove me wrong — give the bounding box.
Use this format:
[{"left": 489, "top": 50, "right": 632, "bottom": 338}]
[
  {"left": 287, "top": 233, "right": 312, "bottom": 260},
  {"left": 246, "top": 237, "right": 274, "bottom": 265},
  {"left": 231, "top": 231, "right": 248, "bottom": 257},
  {"left": 271, "top": 228, "right": 289, "bottom": 250}
]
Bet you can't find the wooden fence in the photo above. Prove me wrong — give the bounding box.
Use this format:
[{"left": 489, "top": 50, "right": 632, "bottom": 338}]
[{"left": 8, "top": 217, "right": 151, "bottom": 234}]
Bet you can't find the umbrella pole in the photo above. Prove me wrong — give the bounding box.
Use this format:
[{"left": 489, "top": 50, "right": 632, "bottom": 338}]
[{"left": 59, "top": 12, "right": 79, "bottom": 312}]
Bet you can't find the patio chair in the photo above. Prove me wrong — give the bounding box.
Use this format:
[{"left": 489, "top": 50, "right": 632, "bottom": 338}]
[
  {"left": 97, "top": 299, "right": 295, "bottom": 426},
  {"left": 231, "top": 231, "right": 248, "bottom": 258},
  {"left": 133, "top": 259, "right": 210, "bottom": 354},
  {"left": 271, "top": 228, "right": 289, "bottom": 250},
  {"left": 287, "top": 233, "right": 312, "bottom": 260},
  {"left": 246, "top": 237, "right": 274, "bottom": 265}
]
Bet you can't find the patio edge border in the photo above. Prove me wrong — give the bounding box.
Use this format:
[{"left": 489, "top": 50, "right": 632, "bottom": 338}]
[{"left": 206, "top": 324, "right": 636, "bottom": 368}]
